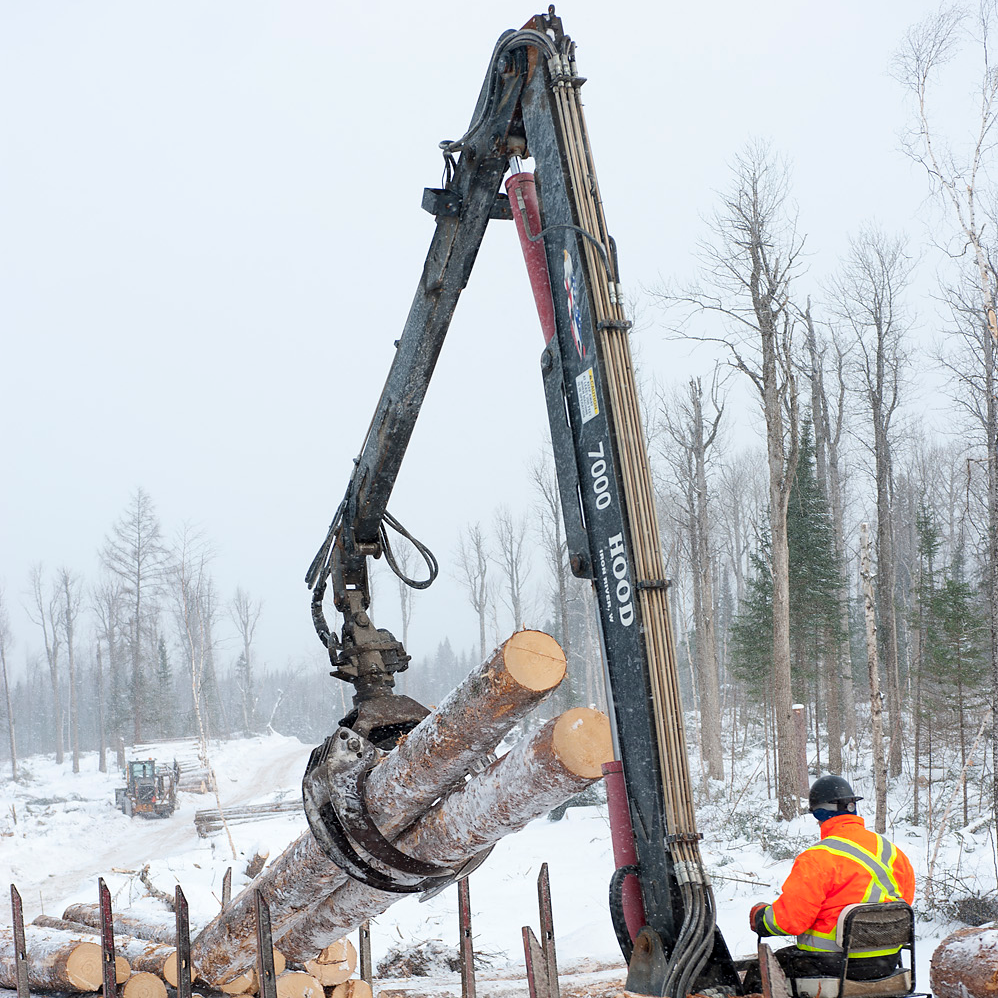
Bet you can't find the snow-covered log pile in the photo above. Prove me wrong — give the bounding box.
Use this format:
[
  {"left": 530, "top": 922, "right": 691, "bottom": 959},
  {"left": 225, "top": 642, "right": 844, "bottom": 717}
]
[
  {"left": 931, "top": 923, "right": 998, "bottom": 998},
  {"left": 189, "top": 630, "right": 613, "bottom": 990}
]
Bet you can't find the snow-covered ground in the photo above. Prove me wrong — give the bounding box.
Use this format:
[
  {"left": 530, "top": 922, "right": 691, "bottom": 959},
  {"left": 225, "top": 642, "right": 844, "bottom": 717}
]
[{"left": 0, "top": 732, "right": 988, "bottom": 994}]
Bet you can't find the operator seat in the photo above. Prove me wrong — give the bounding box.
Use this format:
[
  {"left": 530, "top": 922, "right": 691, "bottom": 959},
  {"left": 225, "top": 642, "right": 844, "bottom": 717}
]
[{"left": 762, "top": 901, "right": 917, "bottom": 998}]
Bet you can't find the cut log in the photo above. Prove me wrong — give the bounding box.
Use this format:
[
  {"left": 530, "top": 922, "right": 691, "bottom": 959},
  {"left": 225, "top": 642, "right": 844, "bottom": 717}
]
[
  {"left": 191, "top": 630, "right": 566, "bottom": 985},
  {"left": 304, "top": 940, "right": 356, "bottom": 986},
  {"left": 213, "top": 950, "right": 286, "bottom": 996},
  {"left": 62, "top": 906, "right": 179, "bottom": 946},
  {"left": 276, "top": 971, "right": 324, "bottom": 998},
  {"left": 329, "top": 980, "right": 372, "bottom": 998},
  {"left": 33, "top": 915, "right": 97, "bottom": 933},
  {"left": 930, "top": 924, "right": 998, "bottom": 998},
  {"left": 32, "top": 920, "right": 173, "bottom": 979},
  {"left": 0, "top": 926, "right": 130, "bottom": 991},
  {"left": 276, "top": 708, "right": 611, "bottom": 960},
  {"left": 122, "top": 971, "right": 169, "bottom": 998}
]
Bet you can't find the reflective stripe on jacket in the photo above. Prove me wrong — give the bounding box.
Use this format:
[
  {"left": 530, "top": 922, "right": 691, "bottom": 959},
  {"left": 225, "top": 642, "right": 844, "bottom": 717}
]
[{"left": 759, "top": 814, "right": 915, "bottom": 957}]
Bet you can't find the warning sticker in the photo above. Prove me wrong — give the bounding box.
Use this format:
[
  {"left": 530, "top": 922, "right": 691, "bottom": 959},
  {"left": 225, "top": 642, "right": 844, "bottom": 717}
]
[{"left": 576, "top": 367, "right": 599, "bottom": 424}]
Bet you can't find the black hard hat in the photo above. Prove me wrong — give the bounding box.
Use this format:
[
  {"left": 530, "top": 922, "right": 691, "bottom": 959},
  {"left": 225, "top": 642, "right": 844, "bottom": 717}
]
[{"left": 809, "top": 775, "right": 863, "bottom": 812}]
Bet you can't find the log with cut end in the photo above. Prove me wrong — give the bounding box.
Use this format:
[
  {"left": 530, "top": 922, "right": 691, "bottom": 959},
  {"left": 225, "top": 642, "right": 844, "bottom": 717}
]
[
  {"left": 191, "top": 630, "right": 565, "bottom": 986},
  {"left": 329, "top": 980, "right": 372, "bottom": 998},
  {"left": 211, "top": 951, "right": 286, "bottom": 995},
  {"left": 276, "top": 708, "right": 611, "bottom": 959},
  {"left": 931, "top": 924, "right": 998, "bottom": 998},
  {"left": 0, "top": 926, "right": 130, "bottom": 991},
  {"left": 122, "top": 971, "right": 169, "bottom": 998},
  {"left": 276, "top": 971, "right": 324, "bottom": 998},
  {"left": 304, "top": 940, "right": 356, "bottom": 986},
  {"left": 62, "top": 905, "right": 178, "bottom": 946},
  {"left": 32, "top": 919, "right": 174, "bottom": 979}
]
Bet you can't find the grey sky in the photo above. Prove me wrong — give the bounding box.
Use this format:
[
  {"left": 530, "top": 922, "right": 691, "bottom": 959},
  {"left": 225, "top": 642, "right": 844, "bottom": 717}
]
[{"left": 1, "top": 1, "right": 951, "bottom": 678}]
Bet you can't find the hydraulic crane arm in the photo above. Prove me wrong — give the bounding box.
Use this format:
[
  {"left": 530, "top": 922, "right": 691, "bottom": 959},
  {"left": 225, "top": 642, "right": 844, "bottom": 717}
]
[{"left": 303, "top": 10, "right": 742, "bottom": 996}]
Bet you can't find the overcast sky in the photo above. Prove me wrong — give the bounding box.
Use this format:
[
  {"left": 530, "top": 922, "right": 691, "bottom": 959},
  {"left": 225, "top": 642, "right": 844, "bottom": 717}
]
[{"left": 0, "top": 1, "right": 957, "bottom": 682}]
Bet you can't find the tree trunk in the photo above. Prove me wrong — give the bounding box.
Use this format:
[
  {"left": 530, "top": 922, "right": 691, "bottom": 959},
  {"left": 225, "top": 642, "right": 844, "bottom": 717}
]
[
  {"left": 191, "top": 630, "right": 567, "bottom": 985},
  {"left": 860, "top": 523, "right": 888, "bottom": 834},
  {"left": 272, "top": 709, "right": 610, "bottom": 970},
  {"left": 0, "top": 638, "right": 16, "bottom": 781},
  {"left": 0, "top": 926, "right": 129, "bottom": 991},
  {"left": 690, "top": 383, "right": 724, "bottom": 781},
  {"left": 303, "top": 939, "right": 356, "bottom": 986}
]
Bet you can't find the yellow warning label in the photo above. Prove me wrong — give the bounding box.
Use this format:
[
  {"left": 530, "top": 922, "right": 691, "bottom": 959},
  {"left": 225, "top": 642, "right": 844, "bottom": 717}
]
[{"left": 576, "top": 367, "right": 599, "bottom": 424}]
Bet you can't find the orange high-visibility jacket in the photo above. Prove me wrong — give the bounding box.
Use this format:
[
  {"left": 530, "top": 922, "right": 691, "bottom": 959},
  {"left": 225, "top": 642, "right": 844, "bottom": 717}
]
[{"left": 759, "top": 814, "right": 915, "bottom": 956}]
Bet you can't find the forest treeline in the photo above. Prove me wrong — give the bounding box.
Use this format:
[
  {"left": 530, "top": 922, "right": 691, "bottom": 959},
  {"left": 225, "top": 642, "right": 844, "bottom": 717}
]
[{"left": 1, "top": 6, "right": 997, "bottom": 848}]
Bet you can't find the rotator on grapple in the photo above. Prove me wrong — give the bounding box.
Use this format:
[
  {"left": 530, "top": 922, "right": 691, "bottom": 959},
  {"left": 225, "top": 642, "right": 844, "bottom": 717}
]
[{"left": 300, "top": 8, "right": 743, "bottom": 996}]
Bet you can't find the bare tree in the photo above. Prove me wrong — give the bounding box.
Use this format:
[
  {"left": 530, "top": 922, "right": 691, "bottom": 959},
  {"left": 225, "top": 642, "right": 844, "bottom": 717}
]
[
  {"left": 860, "top": 523, "right": 888, "bottom": 833},
  {"left": 91, "top": 577, "right": 125, "bottom": 765},
  {"left": 531, "top": 455, "right": 572, "bottom": 664},
  {"left": 665, "top": 141, "right": 803, "bottom": 817},
  {"left": 100, "top": 488, "right": 166, "bottom": 744},
  {"left": 230, "top": 587, "right": 262, "bottom": 732},
  {"left": 0, "top": 587, "right": 17, "bottom": 780},
  {"left": 896, "top": 0, "right": 998, "bottom": 822},
  {"left": 27, "top": 564, "right": 63, "bottom": 763},
  {"left": 58, "top": 568, "right": 84, "bottom": 773},
  {"left": 828, "top": 226, "right": 913, "bottom": 777},
  {"left": 661, "top": 375, "right": 726, "bottom": 780},
  {"left": 456, "top": 523, "right": 491, "bottom": 662},
  {"left": 493, "top": 505, "right": 530, "bottom": 632},
  {"left": 817, "top": 326, "right": 859, "bottom": 747}
]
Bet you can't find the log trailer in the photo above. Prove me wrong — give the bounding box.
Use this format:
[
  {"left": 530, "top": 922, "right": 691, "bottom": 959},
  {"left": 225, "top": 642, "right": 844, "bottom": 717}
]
[{"left": 302, "top": 8, "right": 742, "bottom": 997}]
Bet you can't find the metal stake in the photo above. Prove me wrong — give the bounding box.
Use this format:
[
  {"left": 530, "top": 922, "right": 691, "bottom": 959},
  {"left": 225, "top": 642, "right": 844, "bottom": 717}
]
[
  {"left": 458, "top": 879, "right": 476, "bottom": 998},
  {"left": 222, "top": 867, "right": 232, "bottom": 908},
  {"left": 11, "top": 884, "right": 29, "bottom": 998},
  {"left": 98, "top": 878, "right": 116, "bottom": 998},
  {"left": 521, "top": 864, "right": 559, "bottom": 998},
  {"left": 175, "top": 886, "right": 192, "bottom": 998},
  {"left": 359, "top": 921, "right": 372, "bottom": 985},
  {"left": 254, "top": 890, "right": 277, "bottom": 998},
  {"left": 537, "top": 864, "right": 559, "bottom": 998}
]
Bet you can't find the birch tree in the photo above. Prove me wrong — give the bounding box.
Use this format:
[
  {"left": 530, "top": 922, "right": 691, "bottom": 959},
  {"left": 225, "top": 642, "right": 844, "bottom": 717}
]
[
  {"left": 667, "top": 141, "right": 803, "bottom": 817},
  {"left": 829, "top": 226, "right": 913, "bottom": 777},
  {"left": 896, "top": 0, "right": 998, "bottom": 822},
  {"left": 662, "top": 376, "right": 726, "bottom": 780}
]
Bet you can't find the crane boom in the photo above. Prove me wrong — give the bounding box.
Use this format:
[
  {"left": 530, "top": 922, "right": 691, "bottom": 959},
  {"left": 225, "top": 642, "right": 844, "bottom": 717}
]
[{"left": 303, "top": 10, "right": 742, "bottom": 996}]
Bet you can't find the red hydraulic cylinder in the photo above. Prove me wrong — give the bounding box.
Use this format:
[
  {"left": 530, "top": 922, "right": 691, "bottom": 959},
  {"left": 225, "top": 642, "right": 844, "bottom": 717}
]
[
  {"left": 602, "top": 760, "right": 647, "bottom": 943},
  {"left": 505, "top": 171, "right": 557, "bottom": 345}
]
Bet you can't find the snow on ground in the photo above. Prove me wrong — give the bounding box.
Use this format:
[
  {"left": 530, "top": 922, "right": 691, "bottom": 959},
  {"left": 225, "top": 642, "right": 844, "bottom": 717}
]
[{"left": 0, "top": 732, "right": 990, "bottom": 995}]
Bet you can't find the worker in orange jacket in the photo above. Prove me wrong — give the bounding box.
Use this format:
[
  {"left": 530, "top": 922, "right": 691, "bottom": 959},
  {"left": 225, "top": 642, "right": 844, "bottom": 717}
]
[{"left": 745, "top": 776, "right": 916, "bottom": 987}]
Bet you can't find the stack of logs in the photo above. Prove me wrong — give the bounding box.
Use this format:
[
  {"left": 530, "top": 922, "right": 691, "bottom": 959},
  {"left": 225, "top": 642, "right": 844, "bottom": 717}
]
[{"left": 0, "top": 630, "right": 614, "bottom": 996}]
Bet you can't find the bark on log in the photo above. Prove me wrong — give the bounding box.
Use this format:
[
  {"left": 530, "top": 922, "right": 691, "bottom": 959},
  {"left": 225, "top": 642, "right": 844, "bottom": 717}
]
[
  {"left": 33, "top": 915, "right": 96, "bottom": 933},
  {"left": 277, "top": 707, "right": 610, "bottom": 960},
  {"left": 122, "top": 971, "right": 169, "bottom": 998},
  {"left": 0, "top": 926, "right": 130, "bottom": 991},
  {"left": 191, "top": 630, "right": 566, "bottom": 985},
  {"left": 930, "top": 924, "right": 998, "bottom": 998},
  {"left": 62, "top": 905, "right": 179, "bottom": 946},
  {"left": 304, "top": 941, "right": 356, "bottom": 986},
  {"left": 275, "top": 971, "right": 324, "bottom": 998}
]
